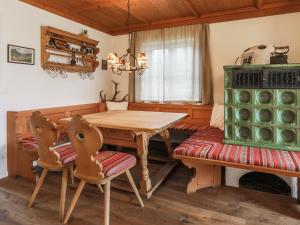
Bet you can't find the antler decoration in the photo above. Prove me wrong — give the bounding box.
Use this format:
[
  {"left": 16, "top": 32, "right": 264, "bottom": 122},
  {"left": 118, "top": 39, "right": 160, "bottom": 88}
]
[{"left": 99, "top": 80, "right": 128, "bottom": 103}]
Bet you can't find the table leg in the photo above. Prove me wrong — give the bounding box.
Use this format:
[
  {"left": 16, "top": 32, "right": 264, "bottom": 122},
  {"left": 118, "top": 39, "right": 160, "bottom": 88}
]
[
  {"left": 160, "top": 129, "right": 173, "bottom": 158},
  {"left": 136, "top": 133, "right": 152, "bottom": 196}
]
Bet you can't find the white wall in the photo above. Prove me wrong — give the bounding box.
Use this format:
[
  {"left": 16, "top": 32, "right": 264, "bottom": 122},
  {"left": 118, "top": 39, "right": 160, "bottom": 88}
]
[
  {"left": 0, "top": 0, "right": 114, "bottom": 178},
  {"left": 210, "top": 12, "right": 300, "bottom": 104},
  {"left": 110, "top": 35, "right": 131, "bottom": 97}
]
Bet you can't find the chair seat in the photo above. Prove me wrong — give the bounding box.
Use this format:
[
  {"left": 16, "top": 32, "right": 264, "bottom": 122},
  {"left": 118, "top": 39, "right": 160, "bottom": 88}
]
[
  {"left": 174, "top": 137, "right": 300, "bottom": 172},
  {"left": 94, "top": 151, "right": 136, "bottom": 177},
  {"left": 52, "top": 143, "right": 76, "bottom": 165}
]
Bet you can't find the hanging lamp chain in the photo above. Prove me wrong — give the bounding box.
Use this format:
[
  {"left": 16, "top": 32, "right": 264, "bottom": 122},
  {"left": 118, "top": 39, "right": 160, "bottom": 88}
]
[{"left": 127, "top": 0, "right": 131, "bottom": 54}]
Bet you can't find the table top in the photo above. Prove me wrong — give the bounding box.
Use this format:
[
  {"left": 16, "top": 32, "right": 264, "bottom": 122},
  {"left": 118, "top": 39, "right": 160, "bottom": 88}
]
[{"left": 60, "top": 110, "right": 188, "bottom": 133}]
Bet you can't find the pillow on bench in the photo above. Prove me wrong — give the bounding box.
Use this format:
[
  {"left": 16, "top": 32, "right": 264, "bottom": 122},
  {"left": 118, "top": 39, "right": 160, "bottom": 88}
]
[{"left": 210, "top": 104, "right": 224, "bottom": 131}]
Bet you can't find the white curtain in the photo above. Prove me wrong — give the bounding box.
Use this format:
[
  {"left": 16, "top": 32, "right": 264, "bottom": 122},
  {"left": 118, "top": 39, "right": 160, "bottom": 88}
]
[{"left": 135, "top": 24, "right": 202, "bottom": 102}]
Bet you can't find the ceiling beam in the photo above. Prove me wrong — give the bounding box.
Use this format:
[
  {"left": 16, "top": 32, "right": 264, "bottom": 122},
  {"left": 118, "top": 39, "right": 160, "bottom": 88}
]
[
  {"left": 110, "top": 1, "right": 300, "bottom": 35},
  {"left": 254, "top": 0, "right": 264, "bottom": 9},
  {"left": 20, "top": 0, "right": 110, "bottom": 34},
  {"left": 182, "top": 0, "right": 200, "bottom": 17}
]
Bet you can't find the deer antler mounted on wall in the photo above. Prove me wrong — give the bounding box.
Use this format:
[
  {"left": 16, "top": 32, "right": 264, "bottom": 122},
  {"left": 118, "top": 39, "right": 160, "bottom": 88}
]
[{"left": 100, "top": 80, "right": 128, "bottom": 103}]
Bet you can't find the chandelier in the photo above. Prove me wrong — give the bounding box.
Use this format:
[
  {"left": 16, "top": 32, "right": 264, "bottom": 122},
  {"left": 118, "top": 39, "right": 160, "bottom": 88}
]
[{"left": 106, "top": 0, "right": 149, "bottom": 76}]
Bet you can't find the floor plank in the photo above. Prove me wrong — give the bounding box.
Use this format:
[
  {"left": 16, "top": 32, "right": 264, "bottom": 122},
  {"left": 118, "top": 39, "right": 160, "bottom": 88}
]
[{"left": 0, "top": 165, "right": 300, "bottom": 225}]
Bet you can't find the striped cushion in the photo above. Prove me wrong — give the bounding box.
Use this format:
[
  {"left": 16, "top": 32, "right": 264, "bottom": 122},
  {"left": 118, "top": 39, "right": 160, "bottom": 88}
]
[
  {"left": 169, "top": 123, "right": 209, "bottom": 133},
  {"left": 19, "top": 131, "right": 69, "bottom": 151},
  {"left": 94, "top": 151, "right": 136, "bottom": 177},
  {"left": 52, "top": 143, "right": 76, "bottom": 165},
  {"left": 174, "top": 140, "right": 223, "bottom": 158},
  {"left": 174, "top": 139, "right": 300, "bottom": 172},
  {"left": 19, "top": 137, "right": 38, "bottom": 150},
  {"left": 191, "top": 127, "right": 224, "bottom": 143}
]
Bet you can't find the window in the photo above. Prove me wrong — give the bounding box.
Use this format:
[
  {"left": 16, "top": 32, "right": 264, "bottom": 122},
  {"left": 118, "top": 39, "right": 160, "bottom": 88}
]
[{"left": 135, "top": 25, "right": 202, "bottom": 102}]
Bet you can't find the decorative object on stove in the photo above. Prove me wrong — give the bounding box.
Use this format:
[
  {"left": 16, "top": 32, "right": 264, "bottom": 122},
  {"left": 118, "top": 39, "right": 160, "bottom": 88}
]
[
  {"left": 235, "top": 45, "right": 290, "bottom": 65},
  {"left": 106, "top": 0, "right": 149, "bottom": 76},
  {"left": 235, "top": 45, "right": 275, "bottom": 65},
  {"left": 99, "top": 80, "right": 128, "bottom": 103},
  {"left": 270, "top": 46, "right": 289, "bottom": 64},
  {"left": 41, "top": 26, "right": 99, "bottom": 79}
]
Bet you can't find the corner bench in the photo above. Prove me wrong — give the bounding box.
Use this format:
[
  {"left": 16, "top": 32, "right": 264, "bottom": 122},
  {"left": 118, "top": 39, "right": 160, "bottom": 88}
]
[
  {"left": 8, "top": 102, "right": 213, "bottom": 182},
  {"left": 173, "top": 127, "right": 300, "bottom": 197}
]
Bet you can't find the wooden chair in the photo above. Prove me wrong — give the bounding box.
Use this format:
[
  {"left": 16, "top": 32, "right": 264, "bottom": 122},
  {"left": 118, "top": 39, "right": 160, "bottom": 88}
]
[
  {"left": 63, "top": 115, "right": 144, "bottom": 225},
  {"left": 28, "top": 111, "right": 76, "bottom": 221}
]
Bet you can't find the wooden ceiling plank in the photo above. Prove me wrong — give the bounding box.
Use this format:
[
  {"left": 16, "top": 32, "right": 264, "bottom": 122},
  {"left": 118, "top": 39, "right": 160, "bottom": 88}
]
[
  {"left": 110, "top": 2, "right": 300, "bottom": 35},
  {"left": 182, "top": 0, "right": 200, "bottom": 17},
  {"left": 18, "top": 0, "right": 300, "bottom": 35},
  {"left": 20, "top": 0, "right": 110, "bottom": 33},
  {"left": 72, "top": 0, "right": 149, "bottom": 24},
  {"left": 113, "top": 1, "right": 150, "bottom": 24},
  {"left": 254, "top": 0, "right": 264, "bottom": 9},
  {"left": 72, "top": 0, "right": 114, "bottom": 14}
]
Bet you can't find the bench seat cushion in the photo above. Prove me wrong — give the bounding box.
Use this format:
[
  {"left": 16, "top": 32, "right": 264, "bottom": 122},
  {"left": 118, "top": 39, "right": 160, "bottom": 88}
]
[
  {"left": 19, "top": 131, "right": 69, "bottom": 151},
  {"left": 169, "top": 123, "right": 209, "bottom": 133},
  {"left": 174, "top": 140, "right": 300, "bottom": 172},
  {"left": 191, "top": 127, "right": 224, "bottom": 143},
  {"left": 19, "top": 137, "right": 38, "bottom": 151},
  {"left": 94, "top": 151, "right": 136, "bottom": 177},
  {"left": 173, "top": 127, "right": 224, "bottom": 158}
]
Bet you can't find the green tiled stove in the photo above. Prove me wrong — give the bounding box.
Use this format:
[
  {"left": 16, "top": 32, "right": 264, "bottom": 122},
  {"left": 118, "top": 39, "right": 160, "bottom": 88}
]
[{"left": 224, "top": 64, "right": 300, "bottom": 151}]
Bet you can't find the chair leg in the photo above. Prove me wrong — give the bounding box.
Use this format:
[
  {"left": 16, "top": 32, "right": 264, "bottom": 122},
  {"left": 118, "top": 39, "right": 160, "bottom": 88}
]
[
  {"left": 28, "top": 168, "right": 48, "bottom": 208},
  {"left": 69, "top": 166, "right": 74, "bottom": 185},
  {"left": 125, "top": 170, "right": 144, "bottom": 207},
  {"left": 63, "top": 180, "right": 86, "bottom": 224},
  {"left": 104, "top": 181, "right": 111, "bottom": 225},
  {"left": 97, "top": 184, "right": 104, "bottom": 193},
  {"left": 59, "top": 168, "right": 69, "bottom": 221}
]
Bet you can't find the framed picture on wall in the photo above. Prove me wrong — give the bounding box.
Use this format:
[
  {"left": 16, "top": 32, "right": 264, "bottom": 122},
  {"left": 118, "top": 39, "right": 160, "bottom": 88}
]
[{"left": 7, "top": 44, "right": 35, "bottom": 65}]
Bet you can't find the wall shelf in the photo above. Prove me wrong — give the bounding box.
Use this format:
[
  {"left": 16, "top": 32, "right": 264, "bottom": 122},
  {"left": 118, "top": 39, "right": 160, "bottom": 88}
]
[{"left": 41, "top": 26, "right": 99, "bottom": 74}]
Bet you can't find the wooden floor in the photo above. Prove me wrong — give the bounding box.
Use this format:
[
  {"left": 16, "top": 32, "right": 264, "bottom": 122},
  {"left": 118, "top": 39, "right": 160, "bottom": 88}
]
[{"left": 0, "top": 165, "right": 300, "bottom": 225}]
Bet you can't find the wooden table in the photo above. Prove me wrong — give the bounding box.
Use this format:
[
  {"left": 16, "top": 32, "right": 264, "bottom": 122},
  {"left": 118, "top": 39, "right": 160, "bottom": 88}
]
[{"left": 60, "top": 110, "right": 187, "bottom": 198}]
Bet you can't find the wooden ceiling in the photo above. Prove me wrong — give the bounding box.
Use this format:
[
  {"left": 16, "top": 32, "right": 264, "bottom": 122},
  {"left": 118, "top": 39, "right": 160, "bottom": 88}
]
[{"left": 21, "top": 0, "right": 300, "bottom": 35}]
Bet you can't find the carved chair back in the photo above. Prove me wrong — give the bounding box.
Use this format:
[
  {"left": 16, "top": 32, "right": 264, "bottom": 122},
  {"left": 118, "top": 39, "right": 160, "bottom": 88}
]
[
  {"left": 29, "top": 111, "right": 62, "bottom": 167},
  {"left": 68, "top": 115, "right": 104, "bottom": 180}
]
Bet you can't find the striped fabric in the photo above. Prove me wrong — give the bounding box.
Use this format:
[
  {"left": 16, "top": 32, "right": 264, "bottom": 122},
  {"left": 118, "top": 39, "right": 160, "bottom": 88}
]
[
  {"left": 174, "top": 128, "right": 300, "bottom": 172},
  {"left": 191, "top": 127, "right": 224, "bottom": 143},
  {"left": 19, "top": 137, "right": 38, "bottom": 150},
  {"left": 19, "top": 131, "right": 69, "bottom": 151},
  {"left": 169, "top": 123, "right": 209, "bottom": 134},
  {"left": 52, "top": 143, "right": 76, "bottom": 165},
  {"left": 174, "top": 140, "right": 223, "bottom": 158},
  {"left": 94, "top": 151, "right": 136, "bottom": 177}
]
